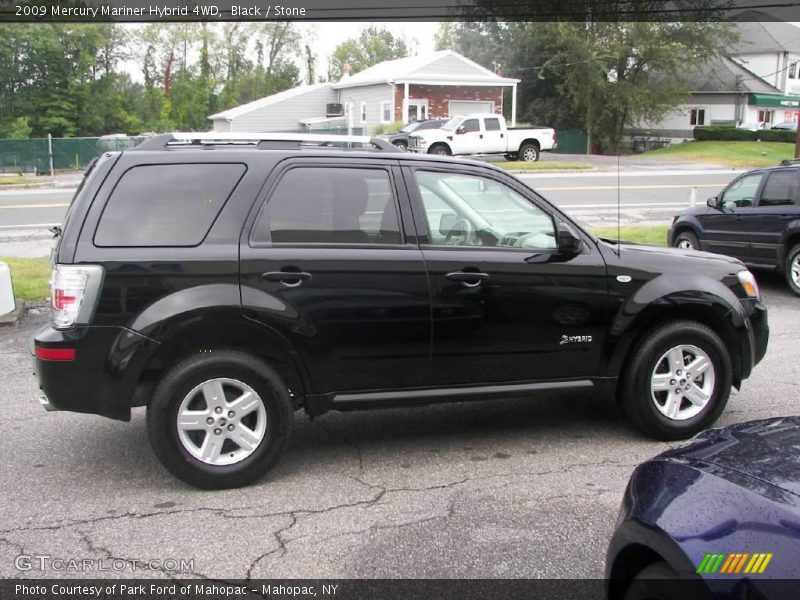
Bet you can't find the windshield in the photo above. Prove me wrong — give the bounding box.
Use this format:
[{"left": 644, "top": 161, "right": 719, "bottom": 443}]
[
  {"left": 441, "top": 117, "right": 462, "bottom": 131},
  {"left": 399, "top": 122, "right": 421, "bottom": 134}
]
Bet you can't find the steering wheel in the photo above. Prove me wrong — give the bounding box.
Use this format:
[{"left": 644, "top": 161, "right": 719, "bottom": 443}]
[{"left": 445, "top": 218, "right": 476, "bottom": 246}]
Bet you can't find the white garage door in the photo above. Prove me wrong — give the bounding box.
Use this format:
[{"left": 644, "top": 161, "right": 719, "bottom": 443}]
[{"left": 448, "top": 100, "right": 495, "bottom": 116}]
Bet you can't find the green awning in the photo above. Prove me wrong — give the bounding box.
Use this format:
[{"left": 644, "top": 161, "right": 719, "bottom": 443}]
[{"left": 748, "top": 93, "right": 800, "bottom": 108}]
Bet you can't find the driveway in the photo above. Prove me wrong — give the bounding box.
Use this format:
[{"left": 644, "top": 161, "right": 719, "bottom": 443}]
[{"left": 0, "top": 271, "right": 796, "bottom": 580}]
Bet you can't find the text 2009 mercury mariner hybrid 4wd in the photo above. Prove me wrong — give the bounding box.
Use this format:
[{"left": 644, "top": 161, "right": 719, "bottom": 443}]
[{"left": 31, "top": 132, "right": 768, "bottom": 489}]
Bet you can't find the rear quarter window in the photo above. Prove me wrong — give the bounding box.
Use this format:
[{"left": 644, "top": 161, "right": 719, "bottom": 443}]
[{"left": 94, "top": 163, "right": 246, "bottom": 247}]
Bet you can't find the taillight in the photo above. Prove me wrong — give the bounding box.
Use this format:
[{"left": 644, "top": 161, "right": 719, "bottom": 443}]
[{"left": 50, "top": 264, "right": 104, "bottom": 329}]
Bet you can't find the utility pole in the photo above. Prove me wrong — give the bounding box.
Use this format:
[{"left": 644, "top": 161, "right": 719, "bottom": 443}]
[{"left": 795, "top": 111, "right": 800, "bottom": 158}]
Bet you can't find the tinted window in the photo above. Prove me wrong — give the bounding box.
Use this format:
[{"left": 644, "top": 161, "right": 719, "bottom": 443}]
[
  {"left": 485, "top": 118, "right": 501, "bottom": 131},
  {"left": 95, "top": 163, "right": 245, "bottom": 247},
  {"left": 414, "top": 171, "right": 556, "bottom": 249},
  {"left": 461, "top": 119, "right": 480, "bottom": 133},
  {"left": 760, "top": 170, "right": 800, "bottom": 206},
  {"left": 253, "top": 167, "right": 401, "bottom": 245},
  {"left": 721, "top": 173, "right": 763, "bottom": 209}
]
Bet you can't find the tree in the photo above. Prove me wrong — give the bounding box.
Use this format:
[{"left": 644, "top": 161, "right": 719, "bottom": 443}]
[
  {"left": 328, "top": 26, "right": 409, "bottom": 81},
  {"left": 443, "top": 21, "right": 736, "bottom": 152}
]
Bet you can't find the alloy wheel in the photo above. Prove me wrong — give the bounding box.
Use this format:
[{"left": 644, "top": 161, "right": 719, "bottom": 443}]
[{"left": 650, "top": 345, "right": 715, "bottom": 421}]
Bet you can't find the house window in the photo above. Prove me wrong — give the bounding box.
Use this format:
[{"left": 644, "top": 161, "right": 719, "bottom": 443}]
[
  {"left": 360, "top": 102, "right": 367, "bottom": 125},
  {"left": 758, "top": 110, "right": 774, "bottom": 124},
  {"left": 790, "top": 62, "right": 797, "bottom": 79},
  {"left": 381, "top": 101, "right": 392, "bottom": 123},
  {"left": 690, "top": 108, "right": 706, "bottom": 126}
]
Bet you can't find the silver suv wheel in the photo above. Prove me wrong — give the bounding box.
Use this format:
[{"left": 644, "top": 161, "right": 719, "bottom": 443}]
[
  {"left": 177, "top": 377, "right": 267, "bottom": 466},
  {"left": 650, "top": 344, "right": 715, "bottom": 421}
]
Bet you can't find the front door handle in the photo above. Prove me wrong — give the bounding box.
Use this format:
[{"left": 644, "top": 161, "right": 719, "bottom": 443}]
[
  {"left": 446, "top": 271, "right": 490, "bottom": 287},
  {"left": 262, "top": 270, "right": 312, "bottom": 287}
]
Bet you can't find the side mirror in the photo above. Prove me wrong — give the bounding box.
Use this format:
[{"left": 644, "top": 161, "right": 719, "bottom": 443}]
[
  {"left": 456, "top": 126, "right": 466, "bottom": 135},
  {"left": 707, "top": 196, "right": 720, "bottom": 209},
  {"left": 557, "top": 222, "right": 583, "bottom": 255},
  {"left": 439, "top": 213, "right": 458, "bottom": 235}
]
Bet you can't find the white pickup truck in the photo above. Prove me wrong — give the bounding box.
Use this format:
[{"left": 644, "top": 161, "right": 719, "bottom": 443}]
[{"left": 406, "top": 114, "right": 556, "bottom": 161}]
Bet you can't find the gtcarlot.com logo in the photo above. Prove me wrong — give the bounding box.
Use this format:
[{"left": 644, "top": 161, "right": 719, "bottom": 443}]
[
  {"left": 696, "top": 552, "right": 773, "bottom": 575},
  {"left": 15, "top": 554, "right": 194, "bottom": 572}
]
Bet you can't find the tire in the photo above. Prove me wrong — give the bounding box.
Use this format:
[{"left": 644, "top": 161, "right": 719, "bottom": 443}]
[
  {"left": 393, "top": 141, "right": 408, "bottom": 152},
  {"left": 620, "top": 320, "right": 732, "bottom": 441},
  {"left": 623, "top": 562, "right": 690, "bottom": 600},
  {"left": 147, "top": 350, "right": 293, "bottom": 489},
  {"left": 784, "top": 243, "right": 800, "bottom": 296},
  {"left": 429, "top": 144, "right": 451, "bottom": 156},
  {"left": 673, "top": 230, "right": 700, "bottom": 251},
  {"left": 518, "top": 142, "right": 540, "bottom": 162}
]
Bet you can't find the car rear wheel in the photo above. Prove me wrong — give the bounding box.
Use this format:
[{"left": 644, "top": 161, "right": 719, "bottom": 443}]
[
  {"left": 620, "top": 320, "right": 731, "bottom": 440},
  {"left": 784, "top": 243, "right": 800, "bottom": 296},
  {"left": 518, "top": 142, "right": 540, "bottom": 162},
  {"left": 393, "top": 141, "right": 408, "bottom": 152},
  {"left": 673, "top": 230, "right": 700, "bottom": 251},
  {"left": 147, "top": 350, "right": 293, "bottom": 489}
]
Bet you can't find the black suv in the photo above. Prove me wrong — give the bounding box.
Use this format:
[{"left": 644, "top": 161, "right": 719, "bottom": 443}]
[
  {"left": 380, "top": 118, "right": 448, "bottom": 151},
  {"left": 668, "top": 162, "right": 800, "bottom": 295},
  {"left": 32, "top": 133, "right": 768, "bottom": 489}
]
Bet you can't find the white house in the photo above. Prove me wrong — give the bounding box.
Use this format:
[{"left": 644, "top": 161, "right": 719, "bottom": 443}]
[
  {"left": 209, "top": 51, "right": 521, "bottom": 134},
  {"left": 632, "top": 22, "right": 800, "bottom": 142}
]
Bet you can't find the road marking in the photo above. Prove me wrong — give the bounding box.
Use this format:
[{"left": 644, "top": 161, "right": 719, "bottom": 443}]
[
  {"left": 536, "top": 183, "right": 724, "bottom": 191},
  {"left": 517, "top": 169, "right": 745, "bottom": 179},
  {"left": 0, "top": 188, "right": 76, "bottom": 196},
  {"left": 0, "top": 223, "right": 60, "bottom": 229},
  {"left": 0, "top": 203, "right": 69, "bottom": 209}
]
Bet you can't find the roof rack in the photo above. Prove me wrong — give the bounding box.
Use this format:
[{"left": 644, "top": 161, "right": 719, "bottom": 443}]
[{"left": 133, "top": 132, "right": 397, "bottom": 152}]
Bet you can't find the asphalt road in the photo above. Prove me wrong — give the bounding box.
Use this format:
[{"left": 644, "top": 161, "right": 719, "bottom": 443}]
[
  {"left": 0, "top": 169, "right": 742, "bottom": 258},
  {"left": 0, "top": 271, "right": 796, "bottom": 580}
]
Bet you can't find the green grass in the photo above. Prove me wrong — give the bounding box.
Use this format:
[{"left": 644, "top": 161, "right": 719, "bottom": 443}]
[
  {"left": 499, "top": 161, "right": 594, "bottom": 171},
  {"left": 637, "top": 141, "right": 795, "bottom": 168},
  {"left": 0, "top": 176, "right": 32, "bottom": 185},
  {"left": 590, "top": 225, "right": 668, "bottom": 246},
  {"left": 0, "top": 257, "right": 50, "bottom": 302}
]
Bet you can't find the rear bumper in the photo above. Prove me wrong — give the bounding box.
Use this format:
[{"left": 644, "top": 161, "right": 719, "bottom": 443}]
[{"left": 31, "top": 324, "right": 159, "bottom": 421}]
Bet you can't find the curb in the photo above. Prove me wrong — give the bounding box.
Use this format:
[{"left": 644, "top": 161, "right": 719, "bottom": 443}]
[{"left": 0, "top": 298, "right": 26, "bottom": 326}]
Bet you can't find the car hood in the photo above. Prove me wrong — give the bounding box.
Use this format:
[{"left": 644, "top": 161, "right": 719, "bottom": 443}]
[
  {"left": 662, "top": 417, "right": 800, "bottom": 498},
  {"left": 607, "top": 240, "right": 744, "bottom": 270}
]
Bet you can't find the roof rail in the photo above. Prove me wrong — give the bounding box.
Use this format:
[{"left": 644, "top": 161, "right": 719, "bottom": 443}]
[{"left": 133, "top": 132, "right": 397, "bottom": 152}]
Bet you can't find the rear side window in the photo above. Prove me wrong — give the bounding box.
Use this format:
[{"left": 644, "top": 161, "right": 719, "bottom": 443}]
[
  {"left": 485, "top": 118, "right": 501, "bottom": 131},
  {"left": 251, "top": 167, "right": 401, "bottom": 245},
  {"left": 760, "top": 170, "right": 800, "bottom": 206},
  {"left": 94, "top": 163, "right": 245, "bottom": 247}
]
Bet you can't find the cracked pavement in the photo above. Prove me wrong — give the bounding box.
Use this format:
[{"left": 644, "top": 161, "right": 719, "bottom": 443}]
[{"left": 0, "top": 270, "right": 796, "bottom": 580}]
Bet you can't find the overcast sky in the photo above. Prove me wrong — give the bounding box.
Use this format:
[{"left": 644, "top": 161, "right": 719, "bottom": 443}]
[{"left": 121, "top": 21, "right": 441, "bottom": 83}]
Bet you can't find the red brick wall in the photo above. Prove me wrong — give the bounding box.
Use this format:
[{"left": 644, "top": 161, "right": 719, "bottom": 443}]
[{"left": 393, "top": 84, "right": 504, "bottom": 121}]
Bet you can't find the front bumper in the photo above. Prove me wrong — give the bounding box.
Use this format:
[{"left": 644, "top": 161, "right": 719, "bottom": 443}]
[{"left": 31, "top": 324, "right": 159, "bottom": 421}]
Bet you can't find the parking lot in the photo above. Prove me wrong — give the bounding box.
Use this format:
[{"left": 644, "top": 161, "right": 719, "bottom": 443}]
[{"left": 0, "top": 270, "right": 795, "bottom": 580}]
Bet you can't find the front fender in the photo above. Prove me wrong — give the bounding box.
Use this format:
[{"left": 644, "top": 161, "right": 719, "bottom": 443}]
[{"left": 603, "top": 273, "right": 747, "bottom": 378}]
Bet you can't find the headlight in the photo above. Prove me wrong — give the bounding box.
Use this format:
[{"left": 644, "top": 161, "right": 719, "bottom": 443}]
[{"left": 737, "top": 270, "right": 760, "bottom": 300}]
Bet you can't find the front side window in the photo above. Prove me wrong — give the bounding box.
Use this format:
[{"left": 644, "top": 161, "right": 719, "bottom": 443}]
[
  {"left": 94, "top": 163, "right": 245, "bottom": 247},
  {"left": 252, "top": 167, "right": 401, "bottom": 245},
  {"left": 461, "top": 119, "right": 480, "bottom": 133},
  {"left": 760, "top": 169, "right": 800, "bottom": 206},
  {"left": 720, "top": 173, "right": 764, "bottom": 208},
  {"left": 413, "top": 170, "right": 556, "bottom": 249}
]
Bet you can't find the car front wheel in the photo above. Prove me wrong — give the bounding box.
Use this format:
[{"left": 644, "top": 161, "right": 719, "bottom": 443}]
[
  {"left": 673, "top": 230, "right": 700, "bottom": 251},
  {"left": 620, "top": 320, "right": 731, "bottom": 440},
  {"left": 147, "top": 350, "right": 293, "bottom": 489},
  {"left": 784, "top": 243, "right": 800, "bottom": 296}
]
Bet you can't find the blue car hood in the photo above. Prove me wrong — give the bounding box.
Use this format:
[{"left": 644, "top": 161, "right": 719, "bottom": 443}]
[{"left": 662, "top": 417, "right": 800, "bottom": 498}]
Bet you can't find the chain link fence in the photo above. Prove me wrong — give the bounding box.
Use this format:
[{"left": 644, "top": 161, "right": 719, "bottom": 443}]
[{"left": 0, "top": 136, "right": 148, "bottom": 174}]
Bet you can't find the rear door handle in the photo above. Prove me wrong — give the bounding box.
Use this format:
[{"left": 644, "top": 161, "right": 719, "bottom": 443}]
[
  {"left": 446, "top": 271, "right": 490, "bottom": 287},
  {"left": 262, "top": 271, "right": 312, "bottom": 287}
]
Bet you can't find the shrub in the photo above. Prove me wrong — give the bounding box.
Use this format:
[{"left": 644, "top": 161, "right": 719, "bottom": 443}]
[
  {"left": 693, "top": 126, "right": 796, "bottom": 142},
  {"left": 758, "top": 129, "right": 796, "bottom": 142},
  {"left": 372, "top": 121, "right": 404, "bottom": 135}
]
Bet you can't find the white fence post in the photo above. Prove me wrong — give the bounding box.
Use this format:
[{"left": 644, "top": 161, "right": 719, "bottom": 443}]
[
  {"left": 47, "top": 133, "right": 54, "bottom": 177},
  {"left": 689, "top": 186, "right": 697, "bottom": 208}
]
